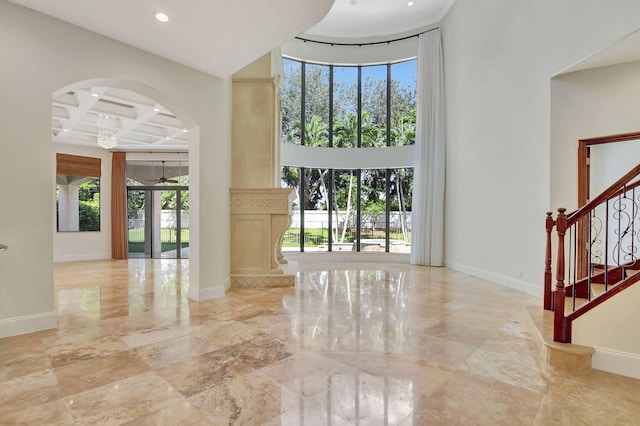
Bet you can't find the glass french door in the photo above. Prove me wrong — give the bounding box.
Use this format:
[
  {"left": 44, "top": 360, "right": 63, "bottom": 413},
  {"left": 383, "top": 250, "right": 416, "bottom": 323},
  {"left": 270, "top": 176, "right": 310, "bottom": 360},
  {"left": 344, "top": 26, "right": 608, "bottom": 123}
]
[{"left": 127, "top": 186, "right": 189, "bottom": 259}]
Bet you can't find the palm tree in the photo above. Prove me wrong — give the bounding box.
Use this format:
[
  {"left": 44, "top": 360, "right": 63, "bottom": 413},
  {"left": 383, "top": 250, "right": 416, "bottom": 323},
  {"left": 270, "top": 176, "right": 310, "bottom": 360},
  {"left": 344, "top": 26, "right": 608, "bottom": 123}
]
[
  {"left": 305, "top": 115, "right": 329, "bottom": 147},
  {"left": 391, "top": 108, "right": 416, "bottom": 146},
  {"left": 334, "top": 113, "right": 358, "bottom": 148}
]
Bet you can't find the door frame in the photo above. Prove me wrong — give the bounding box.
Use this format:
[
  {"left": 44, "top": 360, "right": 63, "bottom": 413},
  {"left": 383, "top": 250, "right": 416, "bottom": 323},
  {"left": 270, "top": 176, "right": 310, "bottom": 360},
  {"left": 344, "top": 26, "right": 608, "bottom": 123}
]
[
  {"left": 576, "top": 131, "right": 640, "bottom": 277},
  {"left": 127, "top": 185, "right": 189, "bottom": 259},
  {"left": 578, "top": 131, "right": 640, "bottom": 207}
]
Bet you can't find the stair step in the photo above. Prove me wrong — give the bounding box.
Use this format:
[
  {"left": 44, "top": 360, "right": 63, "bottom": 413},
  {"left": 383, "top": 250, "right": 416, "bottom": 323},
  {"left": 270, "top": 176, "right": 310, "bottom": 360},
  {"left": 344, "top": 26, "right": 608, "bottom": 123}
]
[
  {"left": 565, "top": 296, "right": 588, "bottom": 314},
  {"left": 525, "top": 305, "right": 594, "bottom": 373},
  {"left": 567, "top": 281, "right": 621, "bottom": 309},
  {"left": 591, "top": 283, "right": 606, "bottom": 298}
]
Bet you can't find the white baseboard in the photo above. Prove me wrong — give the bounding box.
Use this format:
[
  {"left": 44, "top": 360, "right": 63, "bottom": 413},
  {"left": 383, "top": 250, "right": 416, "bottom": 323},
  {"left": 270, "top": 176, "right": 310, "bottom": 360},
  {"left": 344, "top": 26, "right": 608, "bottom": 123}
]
[
  {"left": 0, "top": 312, "right": 57, "bottom": 338},
  {"left": 54, "top": 252, "right": 111, "bottom": 262},
  {"left": 444, "top": 260, "right": 541, "bottom": 297},
  {"left": 188, "top": 278, "right": 228, "bottom": 301},
  {"left": 592, "top": 347, "right": 640, "bottom": 379}
]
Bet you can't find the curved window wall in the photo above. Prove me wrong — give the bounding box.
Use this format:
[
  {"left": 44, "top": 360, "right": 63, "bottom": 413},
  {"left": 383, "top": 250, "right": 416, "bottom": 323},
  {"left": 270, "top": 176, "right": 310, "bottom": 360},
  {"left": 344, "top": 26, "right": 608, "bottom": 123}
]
[{"left": 281, "top": 58, "right": 416, "bottom": 253}]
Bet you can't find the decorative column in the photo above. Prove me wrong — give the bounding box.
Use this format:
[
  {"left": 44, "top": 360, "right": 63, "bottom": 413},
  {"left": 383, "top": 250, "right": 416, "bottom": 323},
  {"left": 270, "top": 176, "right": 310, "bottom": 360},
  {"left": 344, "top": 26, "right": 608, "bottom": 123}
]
[
  {"left": 57, "top": 183, "right": 80, "bottom": 231},
  {"left": 230, "top": 52, "right": 295, "bottom": 287}
]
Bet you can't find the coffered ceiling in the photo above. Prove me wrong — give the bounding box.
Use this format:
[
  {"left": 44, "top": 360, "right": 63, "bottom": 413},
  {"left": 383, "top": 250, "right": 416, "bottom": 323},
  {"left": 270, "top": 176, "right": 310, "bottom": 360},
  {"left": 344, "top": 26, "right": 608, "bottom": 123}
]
[{"left": 52, "top": 87, "right": 189, "bottom": 151}]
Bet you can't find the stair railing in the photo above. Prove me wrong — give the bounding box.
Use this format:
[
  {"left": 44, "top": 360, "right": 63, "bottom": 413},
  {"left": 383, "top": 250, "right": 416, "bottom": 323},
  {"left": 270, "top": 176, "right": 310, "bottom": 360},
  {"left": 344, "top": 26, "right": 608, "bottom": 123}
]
[{"left": 546, "top": 163, "right": 640, "bottom": 342}]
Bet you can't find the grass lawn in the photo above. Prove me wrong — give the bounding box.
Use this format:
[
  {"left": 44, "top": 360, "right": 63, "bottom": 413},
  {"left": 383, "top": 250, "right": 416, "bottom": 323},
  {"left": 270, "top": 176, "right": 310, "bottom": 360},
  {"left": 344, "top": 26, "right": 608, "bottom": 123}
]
[
  {"left": 283, "top": 228, "right": 410, "bottom": 247},
  {"left": 282, "top": 228, "right": 329, "bottom": 247},
  {"left": 128, "top": 228, "right": 189, "bottom": 253}
]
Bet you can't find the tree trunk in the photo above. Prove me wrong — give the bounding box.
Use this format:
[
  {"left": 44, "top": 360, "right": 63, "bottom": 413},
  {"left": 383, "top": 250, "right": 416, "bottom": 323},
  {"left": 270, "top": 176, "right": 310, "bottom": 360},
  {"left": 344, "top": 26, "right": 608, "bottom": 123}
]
[
  {"left": 397, "top": 171, "right": 408, "bottom": 242},
  {"left": 340, "top": 173, "right": 354, "bottom": 243}
]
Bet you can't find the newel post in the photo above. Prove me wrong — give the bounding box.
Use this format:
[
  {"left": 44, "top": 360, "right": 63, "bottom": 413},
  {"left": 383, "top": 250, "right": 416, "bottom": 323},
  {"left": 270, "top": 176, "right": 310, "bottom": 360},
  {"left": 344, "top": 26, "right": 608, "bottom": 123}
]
[
  {"left": 544, "top": 212, "right": 554, "bottom": 310},
  {"left": 553, "top": 208, "right": 568, "bottom": 342}
]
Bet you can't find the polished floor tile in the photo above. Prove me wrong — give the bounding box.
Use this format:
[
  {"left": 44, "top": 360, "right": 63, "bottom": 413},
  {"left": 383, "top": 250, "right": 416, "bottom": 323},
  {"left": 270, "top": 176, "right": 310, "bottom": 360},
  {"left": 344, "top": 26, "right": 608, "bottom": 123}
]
[
  {"left": 407, "top": 370, "right": 542, "bottom": 425},
  {"left": 66, "top": 372, "right": 185, "bottom": 425},
  {"left": 188, "top": 370, "right": 300, "bottom": 425},
  {"left": 1, "top": 258, "right": 640, "bottom": 424}
]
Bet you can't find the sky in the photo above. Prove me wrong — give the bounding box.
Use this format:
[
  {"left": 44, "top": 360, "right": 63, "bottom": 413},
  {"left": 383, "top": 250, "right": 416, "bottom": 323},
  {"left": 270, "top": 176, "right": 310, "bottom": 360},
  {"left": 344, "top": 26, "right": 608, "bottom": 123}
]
[{"left": 283, "top": 58, "right": 417, "bottom": 91}]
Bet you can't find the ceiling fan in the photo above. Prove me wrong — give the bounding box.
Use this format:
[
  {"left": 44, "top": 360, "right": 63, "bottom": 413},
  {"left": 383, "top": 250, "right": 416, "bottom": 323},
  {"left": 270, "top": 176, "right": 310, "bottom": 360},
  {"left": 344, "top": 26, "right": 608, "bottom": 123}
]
[{"left": 151, "top": 161, "right": 179, "bottom": 184}]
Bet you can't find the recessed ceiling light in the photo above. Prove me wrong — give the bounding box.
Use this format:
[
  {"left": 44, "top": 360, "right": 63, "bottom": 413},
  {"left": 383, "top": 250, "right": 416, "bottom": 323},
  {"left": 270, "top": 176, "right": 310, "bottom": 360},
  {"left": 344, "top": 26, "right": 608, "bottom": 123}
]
[
  {"left": 408, "top": 1, "right": 414, "bottom": 6},
  {"left": 154, "top": 12, "right": 169, "bottom": 22},
  {"left": 153, "top": 107, "right": 161, "bottom": 112},
  {"left": 182, "top": 128, "right": 189, "bottom": 133},
  {"left": 63, "top": 129, "right": 69, "bottom": 132},
  {"left": 91, "top": 93, "right": 99, "bottom": 98}
]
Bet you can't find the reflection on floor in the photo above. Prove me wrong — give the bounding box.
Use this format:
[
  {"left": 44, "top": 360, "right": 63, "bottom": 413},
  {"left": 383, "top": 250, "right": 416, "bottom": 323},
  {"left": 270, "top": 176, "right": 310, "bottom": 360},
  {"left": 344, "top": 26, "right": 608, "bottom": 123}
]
[
  {"left": 128, "top": 246, "right": 190, "bottom": 259},
  {"left": 2, "top": 259, "right": 640, "bottom": 424}
]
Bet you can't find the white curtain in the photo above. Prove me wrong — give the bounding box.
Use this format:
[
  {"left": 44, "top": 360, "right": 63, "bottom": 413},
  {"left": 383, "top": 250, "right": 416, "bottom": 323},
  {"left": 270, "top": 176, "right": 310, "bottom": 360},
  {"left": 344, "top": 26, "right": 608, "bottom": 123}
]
[{"left": 410, "top": 29, "right": 446, "bottom": 266}]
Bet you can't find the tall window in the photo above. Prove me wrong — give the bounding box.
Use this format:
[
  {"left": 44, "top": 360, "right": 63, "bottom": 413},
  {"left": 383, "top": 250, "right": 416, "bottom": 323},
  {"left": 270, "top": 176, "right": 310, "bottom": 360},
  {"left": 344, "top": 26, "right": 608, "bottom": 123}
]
[{"left": 281, "top": 58, "right": 416, "bottom": 253}]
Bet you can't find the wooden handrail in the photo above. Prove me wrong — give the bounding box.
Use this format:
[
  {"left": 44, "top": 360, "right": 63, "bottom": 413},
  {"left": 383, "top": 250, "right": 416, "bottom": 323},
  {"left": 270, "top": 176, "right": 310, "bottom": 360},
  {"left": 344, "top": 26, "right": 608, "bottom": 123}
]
[
  {"left": 565, "top": 270, "right": 640, "bottom": 322},
  {"left": 549, "top": 163, "right": 640, "bottom": 342},
  {"left": 607, "top": 177, "right": 640, "bottom": 201},
  {"left": 567, "top": 163, "right": 640, "bottom": 226}
]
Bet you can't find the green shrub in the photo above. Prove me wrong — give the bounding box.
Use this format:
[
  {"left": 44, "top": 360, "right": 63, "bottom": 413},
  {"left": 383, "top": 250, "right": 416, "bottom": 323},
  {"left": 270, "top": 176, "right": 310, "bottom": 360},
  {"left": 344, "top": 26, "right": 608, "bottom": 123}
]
[{"left": 79, "top": 201, "right": 100, "bottom": 231}]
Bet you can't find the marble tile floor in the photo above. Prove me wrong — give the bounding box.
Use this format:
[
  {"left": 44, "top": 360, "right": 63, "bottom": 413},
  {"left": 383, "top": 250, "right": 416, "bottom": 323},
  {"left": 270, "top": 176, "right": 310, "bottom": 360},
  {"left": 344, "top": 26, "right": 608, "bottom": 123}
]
[{"left": 2, "top": 259, "right": 640, "bottom": 425}]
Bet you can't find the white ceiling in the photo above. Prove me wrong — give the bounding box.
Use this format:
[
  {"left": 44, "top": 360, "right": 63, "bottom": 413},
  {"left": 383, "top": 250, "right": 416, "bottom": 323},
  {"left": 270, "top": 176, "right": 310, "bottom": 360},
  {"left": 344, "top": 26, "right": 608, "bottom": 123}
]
[
  {"left": 304, "top": 0, "right": 457, "bottom": 40},
  {"left": 15, "top": 0, "right": 458, "bottom": 152},
  {"left": 557, "top": 29, "right": 640, "bottom": 75},
  {"left": 9, "top": 0, "right": 334, "bottom": 78},
  {"left": 10, "top": 0, "right": 333, "bottom": 152},
  {"left": 15, "top": 0, "right": 640, "bottom": 152}
]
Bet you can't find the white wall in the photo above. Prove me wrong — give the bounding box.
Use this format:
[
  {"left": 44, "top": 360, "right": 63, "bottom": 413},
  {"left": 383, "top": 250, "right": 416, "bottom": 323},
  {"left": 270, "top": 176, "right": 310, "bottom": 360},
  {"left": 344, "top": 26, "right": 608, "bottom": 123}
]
[
  {"left": 551, "top": 59, "right": 640, "bottom": 211},
  {"left": 590, "top": 140, "right": 640, "bottom": 195},
  {"left": 573, "top": 284, "right": 640, "bottom": 379},
  {"left": 281, "top": 144, "right": 415, "bottom": 169},
  {"left": 441, "top": 0, "right": 640, "bottom": 296},
  {"left": 0, "top": 1, "right": 229, "bottom": 337}
]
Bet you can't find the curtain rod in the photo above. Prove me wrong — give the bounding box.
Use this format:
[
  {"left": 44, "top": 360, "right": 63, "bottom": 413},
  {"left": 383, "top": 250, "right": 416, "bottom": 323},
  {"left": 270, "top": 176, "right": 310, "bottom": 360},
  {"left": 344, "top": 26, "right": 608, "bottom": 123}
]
[{"left": 295, "top": 27, "right": 438, "bottom": 47}]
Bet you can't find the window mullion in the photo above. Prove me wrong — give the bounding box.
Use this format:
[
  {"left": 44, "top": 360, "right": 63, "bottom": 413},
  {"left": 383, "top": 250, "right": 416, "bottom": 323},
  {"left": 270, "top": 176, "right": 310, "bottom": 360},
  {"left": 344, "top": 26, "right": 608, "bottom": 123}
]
[
  {"left": 357, "top": 66, "right": 362, "bottom": 149},
  {"left": 385, "top": 64, "right": 392, "bottom": 251},
  {"left": 301, "top": 62, "right": 306, "bottom": 146},
  {"left": 328, "top": 65, "right": 334, "bottom": 250},
  {"left": 300, "top": 167, "right": 305, "bottom": 252}
]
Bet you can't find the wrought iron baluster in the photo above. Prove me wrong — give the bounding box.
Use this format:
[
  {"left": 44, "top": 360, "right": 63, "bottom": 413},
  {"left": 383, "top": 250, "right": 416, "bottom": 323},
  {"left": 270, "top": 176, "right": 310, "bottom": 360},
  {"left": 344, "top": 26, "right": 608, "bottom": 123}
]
[
  {"left": 618, "top": 193, "right": 622, "bottom": 266},
  {"left": 632, "top": 187, "right": 637, "bottom": 274},
  {"left": 605, "top": 199, "right": 609, "bottom": 291},
  {"left": 572, "top": 224, "right": 577, "bottom": 312},
  {"left": 587, "top": 209, "right": 595, "bottom": 301}
]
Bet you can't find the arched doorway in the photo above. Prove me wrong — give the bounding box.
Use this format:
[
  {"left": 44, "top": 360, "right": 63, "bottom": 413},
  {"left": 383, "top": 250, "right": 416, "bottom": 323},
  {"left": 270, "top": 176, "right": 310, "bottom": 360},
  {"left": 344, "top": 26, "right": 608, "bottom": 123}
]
[{"left": 52, "top": 78, "right": 200, "bottom": 266}]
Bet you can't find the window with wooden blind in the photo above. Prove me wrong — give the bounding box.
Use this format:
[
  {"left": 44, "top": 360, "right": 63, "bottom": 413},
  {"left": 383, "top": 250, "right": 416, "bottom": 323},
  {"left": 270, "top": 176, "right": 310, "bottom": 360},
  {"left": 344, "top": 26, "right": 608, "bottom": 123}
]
[{"left": 56, "top": 154, "right": 101, "bottom": 232}]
